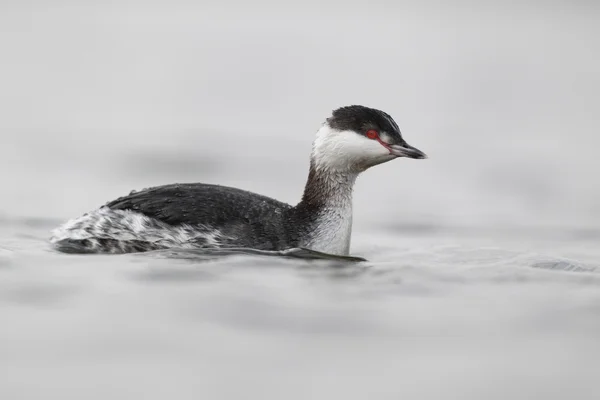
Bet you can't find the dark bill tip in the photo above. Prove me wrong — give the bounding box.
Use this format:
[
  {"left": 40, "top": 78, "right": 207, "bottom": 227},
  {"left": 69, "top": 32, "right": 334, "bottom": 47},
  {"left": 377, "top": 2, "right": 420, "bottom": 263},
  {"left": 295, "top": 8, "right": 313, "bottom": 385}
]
[{"left": 388, "top": 143, "right": 427, "bottom": 159}]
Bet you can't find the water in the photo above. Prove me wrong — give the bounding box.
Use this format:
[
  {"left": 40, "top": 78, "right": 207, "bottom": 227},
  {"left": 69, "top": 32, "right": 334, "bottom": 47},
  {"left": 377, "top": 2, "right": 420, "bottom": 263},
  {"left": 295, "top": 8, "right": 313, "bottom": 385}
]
[{"left": 2, "top": 1, "right": 600, "bottom": 399}]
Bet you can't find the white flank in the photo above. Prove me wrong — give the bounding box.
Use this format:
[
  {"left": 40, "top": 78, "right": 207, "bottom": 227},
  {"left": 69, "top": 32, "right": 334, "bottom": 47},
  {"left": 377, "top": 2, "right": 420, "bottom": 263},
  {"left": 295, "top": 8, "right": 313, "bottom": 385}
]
[{"left": 50, "top": 207, "right": 226, "bottom": 249}]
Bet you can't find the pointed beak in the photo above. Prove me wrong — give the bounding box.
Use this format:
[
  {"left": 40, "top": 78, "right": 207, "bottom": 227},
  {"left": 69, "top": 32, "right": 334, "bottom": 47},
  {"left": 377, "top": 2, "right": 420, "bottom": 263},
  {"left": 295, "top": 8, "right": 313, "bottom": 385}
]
[{"left": 388, "top": 143, "right": 427, "bottom": 159}]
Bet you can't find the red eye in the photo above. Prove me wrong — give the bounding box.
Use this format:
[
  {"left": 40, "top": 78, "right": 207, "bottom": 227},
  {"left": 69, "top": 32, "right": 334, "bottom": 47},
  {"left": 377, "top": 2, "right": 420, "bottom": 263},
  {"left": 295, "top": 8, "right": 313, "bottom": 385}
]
[{"left": 366, "top": 129, "right": 378, "bottom": 139}]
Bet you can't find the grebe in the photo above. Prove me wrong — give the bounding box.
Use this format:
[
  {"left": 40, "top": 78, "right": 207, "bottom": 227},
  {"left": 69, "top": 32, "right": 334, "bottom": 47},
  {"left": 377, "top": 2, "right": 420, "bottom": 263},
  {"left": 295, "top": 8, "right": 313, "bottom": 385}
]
[{"left": 51, "top": 105, "right": 427, "bottom": 255}]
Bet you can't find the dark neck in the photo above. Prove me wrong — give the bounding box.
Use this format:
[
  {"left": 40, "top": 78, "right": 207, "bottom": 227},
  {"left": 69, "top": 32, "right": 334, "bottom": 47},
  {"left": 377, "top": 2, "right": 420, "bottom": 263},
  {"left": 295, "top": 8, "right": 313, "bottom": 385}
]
[{"left": 298, "top": 161, "right": 357, "bottom": 209}]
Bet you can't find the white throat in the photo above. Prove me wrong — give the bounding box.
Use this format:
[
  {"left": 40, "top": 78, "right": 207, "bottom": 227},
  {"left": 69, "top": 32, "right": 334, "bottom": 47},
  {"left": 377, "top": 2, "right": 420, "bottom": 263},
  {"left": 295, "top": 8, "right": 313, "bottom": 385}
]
[
  {"left": 301, "top": 191, "right": 354, "bottom": 256},
  {"left": 298, "top": 124, "right": 367, "bottom": 255},
  {"left": 298, "top": 123, "right": 395, "bottom": 255}
]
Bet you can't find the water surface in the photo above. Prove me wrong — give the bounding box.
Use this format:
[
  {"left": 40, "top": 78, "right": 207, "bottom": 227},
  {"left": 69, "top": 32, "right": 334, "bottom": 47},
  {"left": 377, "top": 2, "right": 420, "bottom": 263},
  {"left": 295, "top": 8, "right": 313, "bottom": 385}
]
[{"left": 2, "top": 218, "right": 600, "bottom": 399}]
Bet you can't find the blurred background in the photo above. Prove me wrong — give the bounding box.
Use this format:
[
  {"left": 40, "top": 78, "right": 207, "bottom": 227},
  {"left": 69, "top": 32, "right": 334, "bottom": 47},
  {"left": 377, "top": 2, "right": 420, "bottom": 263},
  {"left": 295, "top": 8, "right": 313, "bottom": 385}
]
[
  {"left": 1, "top": 0, "right": 599, "bottom": 229},
  {"left": 1, "top": 1, "right": 600, "bottom": 399}
]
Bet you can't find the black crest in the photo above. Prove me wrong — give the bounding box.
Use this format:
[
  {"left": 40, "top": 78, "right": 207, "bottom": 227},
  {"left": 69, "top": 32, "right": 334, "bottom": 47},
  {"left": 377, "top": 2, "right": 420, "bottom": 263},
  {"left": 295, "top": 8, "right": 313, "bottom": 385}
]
[{"left": 327, "top": 105, "right": 402, "bottom": 139}]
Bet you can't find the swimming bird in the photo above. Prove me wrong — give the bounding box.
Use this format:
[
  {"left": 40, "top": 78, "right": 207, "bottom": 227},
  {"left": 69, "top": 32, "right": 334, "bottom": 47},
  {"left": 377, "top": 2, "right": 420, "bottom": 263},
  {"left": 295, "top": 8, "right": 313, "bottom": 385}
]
[{"left": 50, "top": 105, "right": 427, "bottom": 255}]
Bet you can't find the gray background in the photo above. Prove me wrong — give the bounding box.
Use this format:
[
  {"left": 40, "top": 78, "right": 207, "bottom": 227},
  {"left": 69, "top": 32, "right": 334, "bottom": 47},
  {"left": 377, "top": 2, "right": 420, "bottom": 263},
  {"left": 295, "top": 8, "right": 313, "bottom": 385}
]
[
  {"left": 1, "top": 1, "right": 600, "bottom": 399},
  {"left": 2, "top": 0, "right": 598, "bottom": 229}
]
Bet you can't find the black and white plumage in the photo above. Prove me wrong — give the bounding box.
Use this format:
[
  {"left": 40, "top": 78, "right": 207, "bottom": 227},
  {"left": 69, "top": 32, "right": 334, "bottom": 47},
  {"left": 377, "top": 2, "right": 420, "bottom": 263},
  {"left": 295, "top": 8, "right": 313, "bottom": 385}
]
[{"left": 50, "top": 105, "right": 427, "bottom": 256}]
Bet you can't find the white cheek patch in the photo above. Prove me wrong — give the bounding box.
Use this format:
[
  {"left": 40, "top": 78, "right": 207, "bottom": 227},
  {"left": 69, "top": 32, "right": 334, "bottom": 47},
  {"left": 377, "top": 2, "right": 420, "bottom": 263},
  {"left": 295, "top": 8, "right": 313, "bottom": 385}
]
[{"left": 312, "top": 124, "right": 391, "bottom": 170}]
